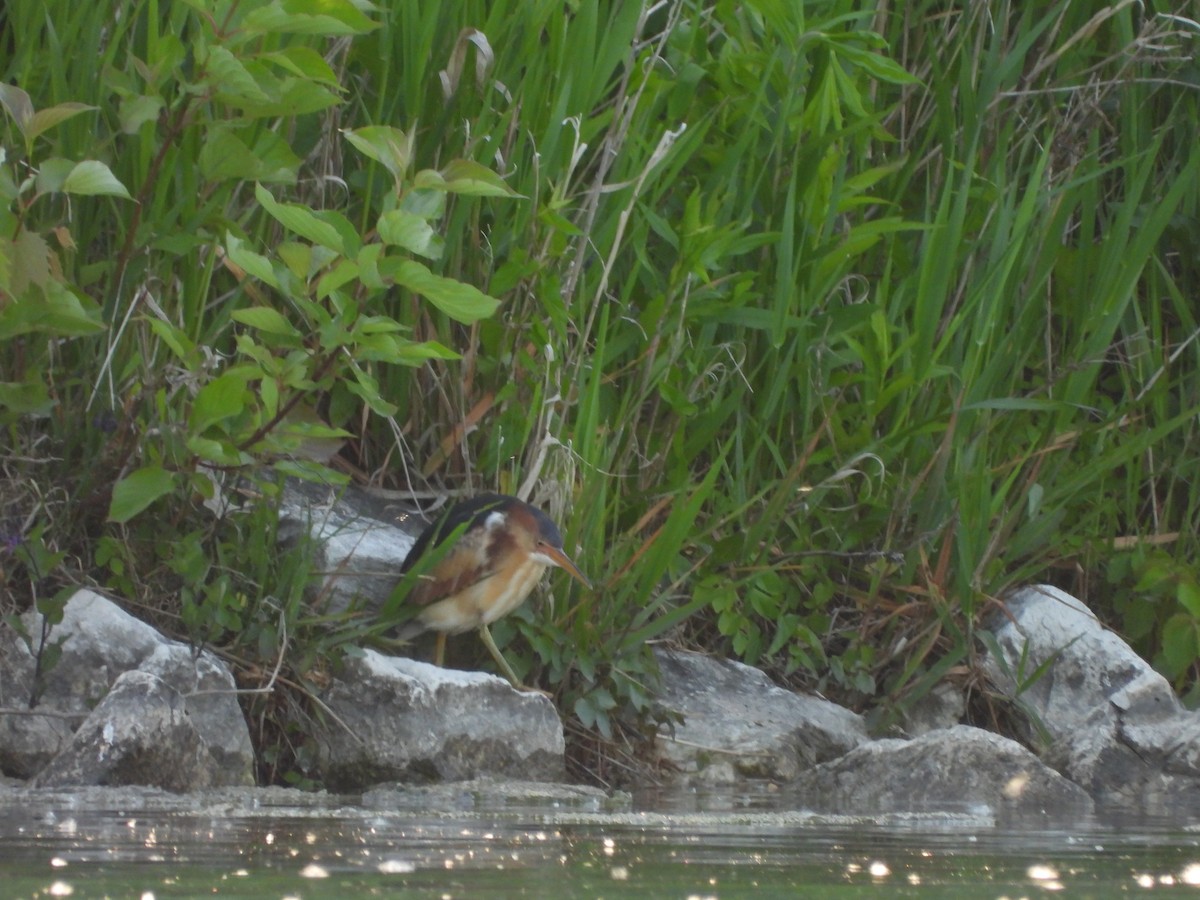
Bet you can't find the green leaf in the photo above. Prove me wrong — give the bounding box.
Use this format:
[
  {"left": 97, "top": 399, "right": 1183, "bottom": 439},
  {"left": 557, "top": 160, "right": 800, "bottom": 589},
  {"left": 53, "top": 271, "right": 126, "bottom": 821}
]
[
  {"left": 187, "top": 434, "right": 253, "bottom": 466},
  {"left": 62, "top": 161, "right": 133, "bottom": 199},
  {"left": 205, "top": 45, "right": 272, "bottom": 104},
  {"left": 400, "top": 189, "right": 445, "bottom": 220},
  {"left": 200, "top": 129, "right": 260, "bottom": 182},
  {"left": 415, "top": 159, "right": 523, "bottom": 198},
  {"left": 1160, "top": 613, "right": 1199, "bottom": 678},
  {"left": 1, "top": 231, "right": 51, "bottom": 295},
  {"left": 0, "top": 83, "right": 34, "bottom": 133},
  {"left": 356, "top": 243, "right": 384, "bottom": 289},
  {"left": 345, "top": 364, "right": 398, "bottom": 415},
  {"left": 191, "top": 370, "right": 250, "bottom": 434},
  {"left": 377, "top": 209, "right": 441, "bottom": 259},
  {"left": 238, "top": 79, "right": 342, "bottom": 118},
  {"left": 200, "top": 128, "right": 301, "bottom": 184},
  {"left": 225, "top": 232, "right": 280, "bottom": 288},
  {"left": 342, "top": 125, "right": 413, "bottom": 178},
  {"left": 118, "top": 95, "right": 165, "bottom": 134},
  {"left": 384, "top": 258, "right": 500, "bottom": 324},
  {"left": 35, "top": 158, "right": 75, "bottom": 195},
  {"left": 260, "top": 47, "right": 341, "bottom": 86},
  {"left": 232, "top": 306, "right": 301, "bottom": 338},
  {"left": 148, "top": 318, "right": 195, "bottom": 361},
  {"left": 242, "top": 0, "right": 381, "bottom": 36},
  {"left": 26, "top": 102, "right": 97, "bottom": 142},
  {"left": 820, "top": 35, "right": 922, "bottom": 86},
  {"left": 1178, "top": 581, "right": 1200, "bottom": 619},
  {"left": 315, "top": 259, "right": 360, "bottom": 299},
  {"left": 255, "top": 184, "right": 347, "bottom": 253},
  {"left": 0, "top": 378, "right": 53, "bottom": 415},
  {"left": 108, "top": 466, "right": 176, "bottom": 523}
]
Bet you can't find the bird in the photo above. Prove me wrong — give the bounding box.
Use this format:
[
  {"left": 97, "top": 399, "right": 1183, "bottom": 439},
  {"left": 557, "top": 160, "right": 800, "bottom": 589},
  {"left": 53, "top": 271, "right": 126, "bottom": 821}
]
[{"left": 395, "top": 493, "right": 591, "bottom": 686}]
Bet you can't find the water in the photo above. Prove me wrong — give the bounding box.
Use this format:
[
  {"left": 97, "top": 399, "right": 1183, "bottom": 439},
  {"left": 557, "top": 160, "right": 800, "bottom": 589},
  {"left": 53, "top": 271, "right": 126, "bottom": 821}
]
[{"left": 2, "top": 785, "right": 1199, "bottom": 898}]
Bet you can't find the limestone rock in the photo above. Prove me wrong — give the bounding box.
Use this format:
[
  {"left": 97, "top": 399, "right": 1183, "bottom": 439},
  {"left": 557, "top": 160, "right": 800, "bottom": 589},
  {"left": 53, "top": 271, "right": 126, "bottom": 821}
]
[
  {"left": 33, "top": 670, "right": 219, "bottom": 791},
  {"left": 653, "top": 649, "right": 868, "bottom": 783},
  {"left": 899, "top": 682, "right": 965, "bottom": 737},
  {"left": 791, "top": 724, "right": 1093, "bottom": 819},
  {"left": 313, "top": 650, "right": 565, "bottom": 790},
  {"left": 982, "top": 584, "right": 1200, "bottom": 814},
  {"left": 0, "top": 589, "right": 254, "bottom": 788},
  {"left": 278, "top": 480, "right": 418, "bottom": 614}
]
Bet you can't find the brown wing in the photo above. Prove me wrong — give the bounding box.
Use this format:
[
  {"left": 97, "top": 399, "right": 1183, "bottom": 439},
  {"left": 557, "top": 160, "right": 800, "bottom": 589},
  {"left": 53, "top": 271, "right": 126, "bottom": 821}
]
[
  {"left": 401, "top": 494, "right": 513, "bottom": 608},
  {"left": 407, "top": 526, "right": 500, "bottom": 608}
]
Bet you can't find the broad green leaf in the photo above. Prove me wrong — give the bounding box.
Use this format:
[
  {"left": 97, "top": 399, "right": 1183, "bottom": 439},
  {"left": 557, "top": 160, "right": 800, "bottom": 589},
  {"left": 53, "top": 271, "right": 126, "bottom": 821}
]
[
  {"left": 232, "top": 306, "right": 301, "bottom": 338},
  {"left": 225, "top": 233, "right": 279, "bottom": 288},
  {"left": 1, "top": 231, "right": 51, "bottom": 295},
  {"left": 25, "top": 102, "right": 97, "bottom": 143},
  {"left": 315, "top": 259, "right": 359, "bottom": 299},
  {"left": 118, "top": 95, "right": 165, "bottom": 134},
  {"left": 250, "top": 131, "right": 303, "bottom": 183},
  {"left": 205, "top": 45, "right": 272, "bottom": 104},
  {"left": 1160, "top": 613, "right": 1199, "bottom": 677},
  {"left": 62, "top": 161, "right": 133, "bottom": 199},
  {"left": 201, "top": 127, "right": 302, "bottom": 184},
  {"left": 34, "top": 158, "right": 76, "bottom": 195},
  {"left": 353, "top": 314, "right": 407, "bottom": 335},
  {"left": 200, "top": 129, "right": 260, "bottom": 182},
  {"left": 0, "top": 83, "right": 34, "bottom": 133},
  {"left": 414, "top": 160, "right": 523, "bottom": 198},
  {"left": 242, "top": 0, "right": 380, "bottom": 36},
  {"left": 237, "top": 79, "right": 342, "bottom": 118},
  {"left": 191, "top": 370, "right": 251, "bottom": 434},
  {"left": 277, "top": 241, "right": 313, "bottom": 280},
  {"left": 342, "top": 125, "right": 413, "bottom": 178},
  {"left": 312, "top": 209, "right": 361, "bottom": 256},
  {"left": 400, "top": 188, "right": 445, "bottom": 219},
  {"left": 344, "top": 367, "right": 399, "bottom": 415},
  {"left": 390, "top": 336, "right": 450, "bottom": 364},
  {"left": 187, "top": 434, "right": 253, "bottom": 466},
  {"left": 384, "top": 258, "right": 500, "bottom": 324},
  {"left": 148, "top": 318, "right": 195, "bottom": 361},
  {"left": 356, "top": 243, "right": 384, "bottom": 289},
  {"left": 108, "top": 466, "right": 176, "bottom": 523},
  {"left": 260, "top": 47, "right": 341, "bottom": 86},
  {"left": 255, "top": 183, "right": 345, "bottom": 252},
  {"left": 377, "top": 209, "right": 441, "bottom": 259},
  {"left": 1178, "top": 581, "right": 1200, "bottom": 619},
  {"left": 0, "top": 378, "right": 53, "bottom": 415},
  {"left": 0, "top": 278, "right": 105, "bottom": 340}
]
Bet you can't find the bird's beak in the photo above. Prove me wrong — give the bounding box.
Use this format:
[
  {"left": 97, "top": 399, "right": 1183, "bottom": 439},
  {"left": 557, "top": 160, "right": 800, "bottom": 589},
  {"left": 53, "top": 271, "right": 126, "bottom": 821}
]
[{"left": 541, "top": 546, "right": 593, "bottom": 590}]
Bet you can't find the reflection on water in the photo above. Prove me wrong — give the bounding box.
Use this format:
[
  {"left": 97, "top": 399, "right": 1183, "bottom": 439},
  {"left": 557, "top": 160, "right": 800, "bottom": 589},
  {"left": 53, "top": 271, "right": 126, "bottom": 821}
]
[{"left": 2, "top": 788, "right": 1200, "bottom": 898}]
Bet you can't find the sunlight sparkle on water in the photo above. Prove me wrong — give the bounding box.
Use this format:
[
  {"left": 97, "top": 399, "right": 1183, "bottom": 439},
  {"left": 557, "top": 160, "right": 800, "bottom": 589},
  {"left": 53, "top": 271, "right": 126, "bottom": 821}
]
[{"left": 378, "top": 859, "right": 416, "bottom": 874}]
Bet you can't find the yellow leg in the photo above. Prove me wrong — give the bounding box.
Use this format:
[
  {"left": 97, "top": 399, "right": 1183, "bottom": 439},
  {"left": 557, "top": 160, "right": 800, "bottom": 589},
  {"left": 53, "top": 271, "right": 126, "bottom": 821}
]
[
  {"left": 478, "top": 624, "right": 523, "bottom": 689},
  {"left": 434, "top": 632, "right": 446, "bottom": 667}
]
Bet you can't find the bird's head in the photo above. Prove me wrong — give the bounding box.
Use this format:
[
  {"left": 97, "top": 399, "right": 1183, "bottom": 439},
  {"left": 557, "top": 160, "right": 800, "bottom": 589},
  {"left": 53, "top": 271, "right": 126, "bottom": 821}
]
[{"left": 494, "top": 499, "right": 592, "bottom": 590}]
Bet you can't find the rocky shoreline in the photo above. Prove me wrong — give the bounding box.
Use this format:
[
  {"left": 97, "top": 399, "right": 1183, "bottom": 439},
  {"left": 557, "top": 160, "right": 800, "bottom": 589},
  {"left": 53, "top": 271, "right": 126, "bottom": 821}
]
[{"left": 3, "top": 483, "right": 1199, "bottom": 823}]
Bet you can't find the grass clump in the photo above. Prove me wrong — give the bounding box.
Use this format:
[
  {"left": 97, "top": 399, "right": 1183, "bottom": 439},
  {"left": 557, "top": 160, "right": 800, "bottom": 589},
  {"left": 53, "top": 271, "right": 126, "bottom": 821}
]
[{"left": 1, "top": 0, "right": 1198, "bottom": 787}]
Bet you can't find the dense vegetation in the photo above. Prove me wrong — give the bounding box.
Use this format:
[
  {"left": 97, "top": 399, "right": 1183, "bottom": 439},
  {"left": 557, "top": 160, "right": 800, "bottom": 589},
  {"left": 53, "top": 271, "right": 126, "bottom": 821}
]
[{"left": 2, "top": 0, "right": 1197, "bottom": 786}]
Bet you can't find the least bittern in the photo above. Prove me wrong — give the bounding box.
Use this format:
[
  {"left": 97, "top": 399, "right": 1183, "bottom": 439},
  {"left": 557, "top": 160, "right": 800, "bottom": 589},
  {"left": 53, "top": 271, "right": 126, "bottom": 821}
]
[{"left": 397, "top": 493, "right": 591, "bottom": 686}]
